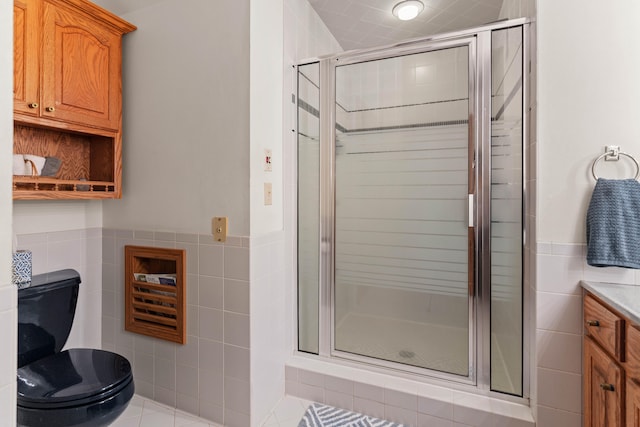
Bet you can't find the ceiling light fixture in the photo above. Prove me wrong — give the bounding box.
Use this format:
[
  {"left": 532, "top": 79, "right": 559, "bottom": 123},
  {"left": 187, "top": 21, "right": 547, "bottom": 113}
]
[{"left": 392, "top": 0, "right": 424, "bottom": 21}]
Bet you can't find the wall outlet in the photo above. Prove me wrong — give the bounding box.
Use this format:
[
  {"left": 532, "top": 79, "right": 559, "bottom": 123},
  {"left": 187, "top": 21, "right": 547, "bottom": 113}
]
[
  {"left": 212, "top": 216, "right": 228, "bottom": 242},
  {"left": 264, "top": 182, "right": 272, "bottom": 206},
  {"left": 264, "top": 149, "right": 272, "bottom": 172}
]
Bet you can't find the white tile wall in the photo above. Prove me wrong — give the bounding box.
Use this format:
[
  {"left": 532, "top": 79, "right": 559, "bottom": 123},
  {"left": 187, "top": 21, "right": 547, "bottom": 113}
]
[
  {"left": 284, "top": 361, "right": 535, "bottom": 427},
  {"left": 102, "top": 229, "right": 251, "bottom": 426},
  {"left": 0, "top": 285, "right": 16, "bottom": 427},
  {"left": 534, "top": 243, "right": 640, "bottom": 426},
  {"left": 16, "top": 228, "right": 103, "bottom": 350},
  {"left": 251, "top": 231, "right": 288, "bottom": 426}
]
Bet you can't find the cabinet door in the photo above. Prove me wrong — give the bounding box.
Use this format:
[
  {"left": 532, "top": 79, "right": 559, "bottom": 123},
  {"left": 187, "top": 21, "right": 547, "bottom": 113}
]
[
  {"left": 584, "top": 337, "right": 623, "bottom": 427},
  {"left": 628, "top": 379, "right": 640, "bottom": 427},
  {"left": 13, "top": 0, "right": 40, "bottom": 116},
  {"left": 42, "top": 1, "right": 122, "bottom": 130}
]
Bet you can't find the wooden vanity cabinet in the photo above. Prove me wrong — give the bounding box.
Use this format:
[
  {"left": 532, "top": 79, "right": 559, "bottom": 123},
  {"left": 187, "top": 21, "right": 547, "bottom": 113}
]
[
  {"left": 584, "top": 292, "right": 640, "bottom": 427},
  {"left": 12, "top": 0, "right": 135, "bottom": 199},
  {"left": 584, "top": 335, "right": 623, "bottom": 426},
  {"left": 628, "top": 379, "right": 640, "bottom": 427}
]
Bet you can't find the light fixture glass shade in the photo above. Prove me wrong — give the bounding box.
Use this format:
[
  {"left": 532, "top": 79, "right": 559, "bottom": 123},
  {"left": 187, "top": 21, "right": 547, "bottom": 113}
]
[{"left": 392, "top": 0, "right": 424, "bottom": 21}]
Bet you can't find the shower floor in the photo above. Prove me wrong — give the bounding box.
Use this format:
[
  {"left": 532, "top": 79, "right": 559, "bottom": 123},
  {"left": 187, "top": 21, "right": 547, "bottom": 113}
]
[
  {"left": 335, "top": 312, "right": 469, "bottom": 376},
  {"left": 334, "top": 312, "right": 513, "bottom": 389}
]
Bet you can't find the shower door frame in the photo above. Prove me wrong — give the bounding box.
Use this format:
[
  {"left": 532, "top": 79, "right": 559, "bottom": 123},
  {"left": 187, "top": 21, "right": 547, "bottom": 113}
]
[
  {"left": 321, "top": 36, "right": 480, "bottom": 386},
  {"left": 302, "top": 18, "right": 531, "bottom": 397}
]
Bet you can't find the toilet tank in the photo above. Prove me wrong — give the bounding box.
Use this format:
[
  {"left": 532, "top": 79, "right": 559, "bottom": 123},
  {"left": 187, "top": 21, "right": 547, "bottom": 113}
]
[{"left": 17, "top": 269, "right": 81, "bottom": 368}]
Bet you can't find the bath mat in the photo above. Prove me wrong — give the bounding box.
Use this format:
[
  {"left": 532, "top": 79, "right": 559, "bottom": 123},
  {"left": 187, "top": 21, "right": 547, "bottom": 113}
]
[{"left": 298, "top": 403, "right": 406, "bottom": 427}]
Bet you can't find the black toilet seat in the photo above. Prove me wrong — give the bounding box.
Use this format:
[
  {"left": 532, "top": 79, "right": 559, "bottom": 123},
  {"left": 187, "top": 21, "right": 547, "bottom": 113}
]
[{"left": 17, "top": 348, "right": 133, "bottom": 409}]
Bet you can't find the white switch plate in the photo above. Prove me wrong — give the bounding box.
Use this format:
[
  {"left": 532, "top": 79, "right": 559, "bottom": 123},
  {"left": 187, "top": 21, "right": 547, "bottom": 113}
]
[
  {"left": 264, "top": 149, "right": 272, "bottom": 172},
  {"left": 264, "top": 182, "right": 272, "bottom": 205}
]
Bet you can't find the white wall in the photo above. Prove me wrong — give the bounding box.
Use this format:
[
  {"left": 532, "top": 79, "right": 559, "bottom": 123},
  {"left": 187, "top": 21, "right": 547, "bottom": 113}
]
[
  {"left": 248, "top": 0, "right": 342, "bottom": 425},
  {"left": 95, "top": 1, "right": 252, "bottom": 425},
  {"left": 534, "top": 1, "right": 640, "bottom": 425},
  {"left": 101, "top": 0, "right": 250, "bottom": 237},
  {"left": 250, "top": 0, "right": 284, "bottom": 236},
  {"left": 13, "top": 201, "right": 102, "bottom": 234},
  {"left": 499, "top": 0, "right": 535, "bottom": 20},
  {"left": 0, "top": 0, "right": 16, "bottom": 424},
  {"left": 248, "top": 0, "right": 285, "bottom": 423},
  {"left": 537, "top": 0, "right": 640, "bottom": 244}
]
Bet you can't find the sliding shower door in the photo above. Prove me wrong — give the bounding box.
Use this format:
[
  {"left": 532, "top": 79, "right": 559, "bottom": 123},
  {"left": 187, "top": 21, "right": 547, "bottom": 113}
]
[{"left": 332, "top": 41, "right": 475, "bottom": 377}]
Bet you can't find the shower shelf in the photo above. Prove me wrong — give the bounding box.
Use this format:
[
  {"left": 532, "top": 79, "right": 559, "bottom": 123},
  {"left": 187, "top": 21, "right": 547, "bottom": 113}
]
[{"left": 124, "top": 245, "right": 186, "bottom": 344}]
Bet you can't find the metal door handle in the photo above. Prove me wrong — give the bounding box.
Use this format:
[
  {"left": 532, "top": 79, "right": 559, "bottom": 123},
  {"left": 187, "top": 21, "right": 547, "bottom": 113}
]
[
  {"left": 587, "top": 320, "right": 600, "bottom": 327},
  {"left": 600, "top": 383, "right": 614, "bottom": 392}
]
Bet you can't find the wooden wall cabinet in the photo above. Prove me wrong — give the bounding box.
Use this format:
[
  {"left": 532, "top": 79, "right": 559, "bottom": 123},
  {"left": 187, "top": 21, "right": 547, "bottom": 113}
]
[
  {"left": 13, "top": 0, "right": 135, "bottom": 199},
  {"left": 584, "top": 292, "right": 640, "bottom": 427},
  {"left": 14, "top": 0, "right": 40, "bottom": 118}
]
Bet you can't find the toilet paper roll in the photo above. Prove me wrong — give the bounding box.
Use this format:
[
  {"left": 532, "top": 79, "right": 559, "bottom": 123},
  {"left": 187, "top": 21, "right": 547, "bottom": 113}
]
[{"left": 12, "top": 250, "right": 32, "bottom": 284}]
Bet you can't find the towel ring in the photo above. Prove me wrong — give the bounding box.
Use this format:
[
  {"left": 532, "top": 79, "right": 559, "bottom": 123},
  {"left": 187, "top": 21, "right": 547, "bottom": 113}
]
[{"left": 591, "top": 148, "right": 640, "bottom": 181}]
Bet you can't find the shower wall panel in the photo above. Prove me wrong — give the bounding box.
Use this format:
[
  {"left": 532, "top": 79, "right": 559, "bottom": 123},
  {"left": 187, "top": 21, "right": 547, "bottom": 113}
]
[
  {"left": 490, "top": 27, "right": 524, "bottom": 395},
  {"left": 297, "top": 63, "right": 321, "bottom": 354},
  {"left": 334, "top": 127, "right": 471, "bottom": 346}
]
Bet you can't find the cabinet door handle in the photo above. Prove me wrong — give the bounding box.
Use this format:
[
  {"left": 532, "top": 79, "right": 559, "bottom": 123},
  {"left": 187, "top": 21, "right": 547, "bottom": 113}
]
[
  {"left": 600, "top": 383, "right": 615, "bottom": 392},
  {"left": 27, "top": 102, "right": 38, "bottom": 109},
  {"left": 587, "top": 320, "right": 600, "bottom": 327},
  {"left": 45, "top": 106, "right": 55, "bottom": 112}
]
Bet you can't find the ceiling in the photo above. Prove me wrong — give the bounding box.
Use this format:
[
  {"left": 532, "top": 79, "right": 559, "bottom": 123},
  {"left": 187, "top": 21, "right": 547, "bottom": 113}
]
[
  {"left": 308, "top": 0, "right": 506, "bottom": 51},
  {"left": 91, "top": 0, "right": 165, "bottom": 15},
  {"left": 93, "top": 0, "right": 509, "bottom": 52}
]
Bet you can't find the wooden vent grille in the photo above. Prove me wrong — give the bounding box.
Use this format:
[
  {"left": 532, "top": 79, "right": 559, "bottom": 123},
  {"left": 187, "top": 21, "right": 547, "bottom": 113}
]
[{"left": 124, "top": 245, "right": 186, "bottom": 344}]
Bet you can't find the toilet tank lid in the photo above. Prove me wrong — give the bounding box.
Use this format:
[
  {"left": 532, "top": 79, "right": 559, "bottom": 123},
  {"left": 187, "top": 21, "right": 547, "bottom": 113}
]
[{"left": 18, "top": 269, "right": 81, "bottom": 293}]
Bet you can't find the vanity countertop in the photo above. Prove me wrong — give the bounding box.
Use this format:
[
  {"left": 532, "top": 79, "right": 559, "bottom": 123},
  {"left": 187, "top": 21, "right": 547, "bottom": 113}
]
[{"left": 581, "top": 280, "right": 640, "bottom": 325}]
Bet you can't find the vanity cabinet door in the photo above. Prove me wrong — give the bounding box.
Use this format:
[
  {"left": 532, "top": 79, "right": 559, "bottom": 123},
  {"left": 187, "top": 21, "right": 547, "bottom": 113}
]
[
  {"left": 41, "top": 0, "right": 122, "bottom": 130},
  {"left": 628, "top": 379, "right": 640, "bottom": 427},
  {"left": 584, "top": 336, "right": 623, "bottom": 427},
  {"left": 13, "top": 0, "right": 40, "bottom": 116}
]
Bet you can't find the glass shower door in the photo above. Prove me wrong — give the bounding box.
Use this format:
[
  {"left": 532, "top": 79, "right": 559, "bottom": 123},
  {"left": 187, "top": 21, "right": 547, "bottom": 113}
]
[{"left": 333, "top": 43, "right": 474, "bottom": 377}]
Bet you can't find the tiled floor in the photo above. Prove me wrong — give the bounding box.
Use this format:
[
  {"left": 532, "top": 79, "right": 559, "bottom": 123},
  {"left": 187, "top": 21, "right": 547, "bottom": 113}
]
[
  {"left": 111, "top": 395, "right": 312, "bottom": 427},
  {"left": 111, "top": 395, "right": 221, "bottom": 427},
  {"left": 261, "top": 395, "right": 313, "bottom": 427}
]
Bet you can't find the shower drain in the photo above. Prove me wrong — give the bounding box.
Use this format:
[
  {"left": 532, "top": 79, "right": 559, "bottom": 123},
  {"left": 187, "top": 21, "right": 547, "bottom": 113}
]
[{"left": 398, "top": 350, "right": 415, "bottom": 359}]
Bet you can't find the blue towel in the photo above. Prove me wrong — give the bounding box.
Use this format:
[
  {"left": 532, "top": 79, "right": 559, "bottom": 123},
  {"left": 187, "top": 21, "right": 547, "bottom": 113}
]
[{"left": 586, "top": 178, "right": 640, "bottom": 268}]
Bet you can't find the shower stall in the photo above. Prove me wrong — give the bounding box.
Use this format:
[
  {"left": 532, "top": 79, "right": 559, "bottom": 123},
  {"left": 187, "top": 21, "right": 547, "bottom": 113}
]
[{"left": 297, "top": 19, "right": 529, "bottom": 397}]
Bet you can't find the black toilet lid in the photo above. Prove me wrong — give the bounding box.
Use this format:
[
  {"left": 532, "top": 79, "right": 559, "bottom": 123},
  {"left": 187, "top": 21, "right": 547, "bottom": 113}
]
[{"left": 17, "top": 348, "right": 132, "bottom": 408}]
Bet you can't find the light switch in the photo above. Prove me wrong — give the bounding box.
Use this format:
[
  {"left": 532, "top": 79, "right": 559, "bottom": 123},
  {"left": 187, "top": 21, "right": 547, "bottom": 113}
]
[
  {"left": 212, "top": 217, "right": 228, "bottom": 242},
  {"left": 264, "top": 149, "right": 272, "bottom": 172},
  {"left": 264, "top": 183, "right": 272, "bottom": 205}
]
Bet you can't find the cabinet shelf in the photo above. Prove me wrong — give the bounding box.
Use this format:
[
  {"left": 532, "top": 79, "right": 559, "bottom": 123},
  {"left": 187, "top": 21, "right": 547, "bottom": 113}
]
[
  {"left": 13, "top": 123, "right": 120, "bottom": 199},
  {"left": 13, "top": 177, "right": 116, "bottom": 199}
]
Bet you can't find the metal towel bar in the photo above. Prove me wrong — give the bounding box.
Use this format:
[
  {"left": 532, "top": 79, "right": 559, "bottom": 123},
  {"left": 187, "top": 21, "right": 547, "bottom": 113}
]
[{"left": 591, "top": 145, "right": 640, "bottom": 180}]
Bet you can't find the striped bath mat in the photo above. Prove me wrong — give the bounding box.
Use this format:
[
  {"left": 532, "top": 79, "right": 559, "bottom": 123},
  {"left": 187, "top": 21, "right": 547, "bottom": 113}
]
[{"left": 298, "top": 403, "right": 405, "bottom": 427}]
